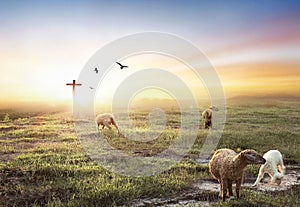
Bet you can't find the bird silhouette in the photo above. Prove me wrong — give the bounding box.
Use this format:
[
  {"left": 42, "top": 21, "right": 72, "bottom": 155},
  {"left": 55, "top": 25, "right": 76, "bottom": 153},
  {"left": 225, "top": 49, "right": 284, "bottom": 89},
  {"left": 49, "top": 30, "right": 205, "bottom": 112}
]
[
  {"left": 116, "top": 62, "right": 128, "bottom": 69},
  {"left": 94, "top": 68, "right": 98, "bottom": 73},
  {"left": 89, "top": 86, "right": 94, "bottom": 90}
]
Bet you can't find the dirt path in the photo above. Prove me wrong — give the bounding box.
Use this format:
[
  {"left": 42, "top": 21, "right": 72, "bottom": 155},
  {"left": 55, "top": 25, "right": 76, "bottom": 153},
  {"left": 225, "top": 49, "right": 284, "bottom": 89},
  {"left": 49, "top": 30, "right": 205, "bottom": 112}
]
[
  {"left": 194, "top": 165, "right": 300, "bottom": 193},
  {"left": 130, "top": 165, "right": 300, "bottom": 206}
]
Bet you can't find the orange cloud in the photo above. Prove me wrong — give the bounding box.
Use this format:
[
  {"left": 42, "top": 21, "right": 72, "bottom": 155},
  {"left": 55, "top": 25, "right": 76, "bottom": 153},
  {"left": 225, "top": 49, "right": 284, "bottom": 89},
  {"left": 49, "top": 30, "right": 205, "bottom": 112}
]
[{"left": 215, "top": 61, "right": 300, "bottom": 97}]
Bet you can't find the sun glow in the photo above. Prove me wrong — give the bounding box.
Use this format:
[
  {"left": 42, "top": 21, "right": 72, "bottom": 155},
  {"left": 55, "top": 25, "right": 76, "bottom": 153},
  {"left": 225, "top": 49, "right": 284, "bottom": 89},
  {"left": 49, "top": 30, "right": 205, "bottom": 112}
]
[
  {"left": 94, "top": 53, "right": 210, "bottom": 111},
  {"left": 0, "top": 1, "right": 299, "bottom": 110}
]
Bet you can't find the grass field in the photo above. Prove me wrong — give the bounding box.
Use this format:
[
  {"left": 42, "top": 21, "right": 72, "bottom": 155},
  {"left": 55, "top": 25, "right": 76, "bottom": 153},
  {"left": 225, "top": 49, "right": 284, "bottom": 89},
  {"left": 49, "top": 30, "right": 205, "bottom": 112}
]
[{"left": 0, "top": 97, "right": 299, "bottom": 207}]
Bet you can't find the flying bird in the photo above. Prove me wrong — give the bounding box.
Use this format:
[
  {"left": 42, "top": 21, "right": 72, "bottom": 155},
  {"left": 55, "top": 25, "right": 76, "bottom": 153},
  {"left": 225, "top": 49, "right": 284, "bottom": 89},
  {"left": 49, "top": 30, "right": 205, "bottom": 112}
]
[
  {"left": 94, "top": 68, "right": 98, "bottom": 73},
  {"left": 116, "top": 62, "right": 128, "bottom": 69},
  {"left": 89, "top": 86, "right": 94, "bottom": 90}
]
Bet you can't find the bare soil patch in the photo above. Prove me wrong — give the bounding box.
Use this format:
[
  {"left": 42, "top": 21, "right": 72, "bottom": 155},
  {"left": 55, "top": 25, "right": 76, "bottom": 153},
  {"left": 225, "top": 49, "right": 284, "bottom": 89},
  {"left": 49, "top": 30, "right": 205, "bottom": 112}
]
[{"left": 131, "top": 165, "right": 300, "bottom": 206}]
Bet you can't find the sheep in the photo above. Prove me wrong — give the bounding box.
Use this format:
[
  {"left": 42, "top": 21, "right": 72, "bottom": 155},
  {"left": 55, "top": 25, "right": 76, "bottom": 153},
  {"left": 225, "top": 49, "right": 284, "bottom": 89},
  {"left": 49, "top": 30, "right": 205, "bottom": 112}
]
[
  {"left": 202, "top": 105, "right": 218, "bottom": 129},
  {"left": 253, "top": 150, "right": 286, "bottom": 186},
  {"left": 209, "top": 148, "right": 266, "bottom": 201},
  {"left": 95, "top": 113, "right": 119, "bottom": 132}
]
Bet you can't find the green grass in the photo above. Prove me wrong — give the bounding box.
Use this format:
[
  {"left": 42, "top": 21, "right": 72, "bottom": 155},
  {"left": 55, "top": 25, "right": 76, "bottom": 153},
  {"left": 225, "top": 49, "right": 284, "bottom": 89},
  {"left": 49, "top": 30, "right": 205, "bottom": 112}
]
[
  {"left": 219, "top": 100, "right": 300, "bottom": 163},
  {"left": 0, "top": 97, "right": 300, "bottom": 206},
  {"left": 211, "top": 187, "right": 300, "bottom": 207}
]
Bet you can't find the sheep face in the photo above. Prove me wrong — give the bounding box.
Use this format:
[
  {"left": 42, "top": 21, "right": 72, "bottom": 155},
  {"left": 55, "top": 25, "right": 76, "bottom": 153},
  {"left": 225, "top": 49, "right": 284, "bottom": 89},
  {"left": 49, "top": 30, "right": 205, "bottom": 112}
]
[
  {"left": 209, "top": 105, "right": 219, "bottom": 111},
  {"left": 241, "top": 150, "right": 266, "bottom": 164}
]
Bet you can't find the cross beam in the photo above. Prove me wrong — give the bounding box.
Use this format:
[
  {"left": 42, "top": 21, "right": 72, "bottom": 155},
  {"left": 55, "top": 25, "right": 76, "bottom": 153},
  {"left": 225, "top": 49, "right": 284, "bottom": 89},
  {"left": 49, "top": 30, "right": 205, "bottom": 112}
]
[{"left": 66, "top": 79, "right": 82, "bottom": 95}]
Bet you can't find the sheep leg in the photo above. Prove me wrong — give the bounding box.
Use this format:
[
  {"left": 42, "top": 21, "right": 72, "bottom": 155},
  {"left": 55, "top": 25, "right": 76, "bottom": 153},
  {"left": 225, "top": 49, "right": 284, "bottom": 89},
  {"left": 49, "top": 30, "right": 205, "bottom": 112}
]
[
  {"left": 221, "top": 179, "right": 228, "bottom": 201},
  {"left": 271, "top": 172, "right": 283, "bottom": 185},
  {"left": 207, "top": 120, "right": 212, "bottom": 128},
  {"left": 278, "top": 161, "right": 286, "bottom": 175},
  {"left": 218, "top": 180, "right": 222, "bottom": 198},
  {"left": 204, "top": 120, "right": 212, "bottom": 129},
  {"left": 270, "top": 174, "right": 278, "bottom": 185},
  {"left": 227, "top": 180, "right": 233, "bottom": 197},
  {"left": 236, "top": 179, "right": 242, "bottom": 199},
  {"left": 253, "top": 165, "right": 265, "bottom": 186},
  {"left": 204, "top": 120, "right": 209, "bottom": 129}
]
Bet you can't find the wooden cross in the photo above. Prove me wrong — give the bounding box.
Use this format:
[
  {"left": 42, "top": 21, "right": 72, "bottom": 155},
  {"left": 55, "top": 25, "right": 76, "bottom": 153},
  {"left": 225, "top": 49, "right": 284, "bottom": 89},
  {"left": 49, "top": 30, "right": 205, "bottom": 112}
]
[{"left": 66, "top": 80, "right": 82, "bottom": 95}]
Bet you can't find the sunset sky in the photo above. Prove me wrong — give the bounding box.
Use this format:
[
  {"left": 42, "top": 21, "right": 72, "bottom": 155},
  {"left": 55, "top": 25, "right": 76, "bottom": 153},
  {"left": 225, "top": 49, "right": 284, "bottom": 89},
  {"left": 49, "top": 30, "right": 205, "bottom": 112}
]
[{"left": 0, "top": 0, "right": 299, "bottom": 109}]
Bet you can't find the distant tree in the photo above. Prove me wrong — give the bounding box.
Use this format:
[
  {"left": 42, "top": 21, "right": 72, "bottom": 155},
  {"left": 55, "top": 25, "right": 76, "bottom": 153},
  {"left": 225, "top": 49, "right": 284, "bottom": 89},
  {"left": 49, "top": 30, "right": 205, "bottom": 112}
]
[{"left": 3, "top": 113, "right": 10, "bottom": 122}]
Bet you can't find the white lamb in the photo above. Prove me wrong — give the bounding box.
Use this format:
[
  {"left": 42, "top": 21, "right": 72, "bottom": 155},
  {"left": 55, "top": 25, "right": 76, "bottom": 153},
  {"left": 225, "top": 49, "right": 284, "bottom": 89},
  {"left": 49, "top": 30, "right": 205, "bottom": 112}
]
[
  {"left": 95, "top": 113, "right": 119, "bottom": 132},
  {"left": 253, "top": 150, "right": 286, "bottom": 186}
]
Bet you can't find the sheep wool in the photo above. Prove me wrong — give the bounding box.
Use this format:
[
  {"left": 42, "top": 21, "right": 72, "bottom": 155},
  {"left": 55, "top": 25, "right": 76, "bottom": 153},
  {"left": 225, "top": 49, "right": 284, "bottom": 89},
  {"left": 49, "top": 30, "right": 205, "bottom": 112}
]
[
  {"left": 209, "top": 148, "right": 266, "bottom": 201},
  {"left": 95, "top": 113, "right": 119, "bottom": 132},
  {"left": 202, "top": 106, "right": 218, "bottom": 129}
]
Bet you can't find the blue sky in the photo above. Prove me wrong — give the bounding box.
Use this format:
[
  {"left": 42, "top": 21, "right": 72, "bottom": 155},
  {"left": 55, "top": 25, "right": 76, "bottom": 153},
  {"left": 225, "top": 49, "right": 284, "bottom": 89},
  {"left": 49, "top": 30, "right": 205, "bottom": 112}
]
[
  {"left": 1, "top": 0, "right": 298, "bottom": 38},
  {"left": 0, "top": 0, "right": 299, "bottom": 104}
]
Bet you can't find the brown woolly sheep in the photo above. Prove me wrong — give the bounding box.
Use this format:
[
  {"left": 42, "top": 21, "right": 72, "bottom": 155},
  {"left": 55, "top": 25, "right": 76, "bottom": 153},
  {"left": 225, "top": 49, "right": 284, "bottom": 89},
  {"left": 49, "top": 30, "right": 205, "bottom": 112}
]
[
  {"left": 209, "top": 148, "right": 266, "bottom": 201},
  {"left": 202, "top": 105, "right": 218, "bottom": 129},
  {"left": 95, "top": 113, "right": 119, "bottom": 132}
]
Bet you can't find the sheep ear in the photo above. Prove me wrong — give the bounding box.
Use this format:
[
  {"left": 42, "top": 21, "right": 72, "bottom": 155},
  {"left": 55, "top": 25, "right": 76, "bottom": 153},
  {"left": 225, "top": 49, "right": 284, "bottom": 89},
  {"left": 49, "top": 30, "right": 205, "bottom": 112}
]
[{"left": 243, "top": 152, "right": 256, "bottom": 161}]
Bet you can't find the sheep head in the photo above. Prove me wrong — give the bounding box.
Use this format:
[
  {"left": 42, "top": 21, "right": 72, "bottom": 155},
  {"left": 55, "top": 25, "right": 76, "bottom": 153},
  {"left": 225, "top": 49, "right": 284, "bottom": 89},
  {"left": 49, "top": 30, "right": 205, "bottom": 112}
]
[
  {"left": 240, "top": 149, "right": 266, "bottom": 164},
  {"left": 209, "top": 105, "right": 219, "bottom": 111}
]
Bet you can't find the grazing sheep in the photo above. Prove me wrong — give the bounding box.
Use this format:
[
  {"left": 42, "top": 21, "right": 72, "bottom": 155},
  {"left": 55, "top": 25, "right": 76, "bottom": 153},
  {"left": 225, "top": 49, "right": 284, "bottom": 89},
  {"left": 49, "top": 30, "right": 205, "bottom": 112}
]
[
  {"left": 209, "top": 148, "right": 266, "bottom": 201},
  {"left": 253, "top": 150, "right": 286, "bottom": 186},
  {"left": 202, "top": 105, "right": 218, "bottom": 129},
  {"left": 95, "top": 113, "right": 119, "bottom": 132}
]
